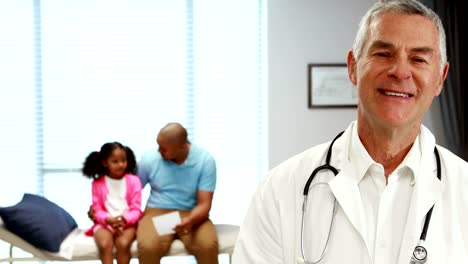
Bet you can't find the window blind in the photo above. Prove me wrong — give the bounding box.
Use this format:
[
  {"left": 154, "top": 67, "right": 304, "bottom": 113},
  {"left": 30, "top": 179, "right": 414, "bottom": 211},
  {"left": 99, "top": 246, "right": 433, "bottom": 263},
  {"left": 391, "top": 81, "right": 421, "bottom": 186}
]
[{"left": 0, "top": 1, "right": 38, "bottom": 205}]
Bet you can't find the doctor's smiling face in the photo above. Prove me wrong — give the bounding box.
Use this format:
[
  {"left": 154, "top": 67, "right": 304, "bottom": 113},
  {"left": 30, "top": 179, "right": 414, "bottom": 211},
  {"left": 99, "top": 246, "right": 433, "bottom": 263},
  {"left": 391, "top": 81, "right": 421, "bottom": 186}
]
[{"left": 347, "top": 11, "right": 449, "bottom": 131}]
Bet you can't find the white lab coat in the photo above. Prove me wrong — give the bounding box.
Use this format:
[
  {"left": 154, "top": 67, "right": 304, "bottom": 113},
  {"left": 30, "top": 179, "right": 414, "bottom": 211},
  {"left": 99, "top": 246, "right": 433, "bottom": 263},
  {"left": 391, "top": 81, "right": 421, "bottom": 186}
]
[{"left": 232, "top": 122, "right": 468, "bottom": 264}]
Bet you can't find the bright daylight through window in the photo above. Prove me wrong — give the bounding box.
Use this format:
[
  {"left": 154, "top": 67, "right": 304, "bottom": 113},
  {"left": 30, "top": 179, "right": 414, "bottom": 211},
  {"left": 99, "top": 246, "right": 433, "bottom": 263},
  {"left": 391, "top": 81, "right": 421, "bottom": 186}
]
[{"left": 0, "top": 0, "right": 267, "bottom": 263}]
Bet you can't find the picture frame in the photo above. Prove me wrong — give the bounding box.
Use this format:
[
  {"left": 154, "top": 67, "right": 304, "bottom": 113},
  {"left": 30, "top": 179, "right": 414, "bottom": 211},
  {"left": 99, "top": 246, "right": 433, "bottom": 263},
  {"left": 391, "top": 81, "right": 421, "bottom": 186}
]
[{"left": 308, "top": 63, "right": 358, "bottom": 108}]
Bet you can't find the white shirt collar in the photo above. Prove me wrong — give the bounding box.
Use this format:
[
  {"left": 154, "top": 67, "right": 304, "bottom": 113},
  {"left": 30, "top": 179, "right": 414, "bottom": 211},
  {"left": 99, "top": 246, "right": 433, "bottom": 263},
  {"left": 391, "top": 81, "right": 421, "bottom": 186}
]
[
  {"left": 349, "top": 121, "right": 377, "bottom": 184},
  {"left": 349, "top": 121, "right": 422, "bottom": 185}
]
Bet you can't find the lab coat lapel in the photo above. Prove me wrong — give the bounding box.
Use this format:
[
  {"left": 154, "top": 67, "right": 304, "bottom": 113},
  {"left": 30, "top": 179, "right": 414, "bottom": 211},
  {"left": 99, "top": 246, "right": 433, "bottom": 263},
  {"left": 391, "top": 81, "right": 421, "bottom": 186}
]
[
  {"left": 325, "top": 123, "right": 370, "bottom": 256},
  {"left": 397, "top": 161, "right": 442, "bottom": 264},
  {"left": 328, "top": 162, "right": 369, "bottom": 254}
]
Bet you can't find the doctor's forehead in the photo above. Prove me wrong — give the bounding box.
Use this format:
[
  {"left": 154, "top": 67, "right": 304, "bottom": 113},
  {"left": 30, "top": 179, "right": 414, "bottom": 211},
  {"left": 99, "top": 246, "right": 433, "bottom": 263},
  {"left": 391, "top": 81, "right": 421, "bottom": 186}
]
[{"left": 364, "top": 12, "right": 440, "bottom": 54}]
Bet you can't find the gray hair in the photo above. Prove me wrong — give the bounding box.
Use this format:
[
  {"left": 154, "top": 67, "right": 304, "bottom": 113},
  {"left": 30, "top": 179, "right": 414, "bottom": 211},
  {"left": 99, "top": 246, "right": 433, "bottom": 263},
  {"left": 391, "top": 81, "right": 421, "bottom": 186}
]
[{"left": 352, "top": 0, "right": 447, "bottom": 73}]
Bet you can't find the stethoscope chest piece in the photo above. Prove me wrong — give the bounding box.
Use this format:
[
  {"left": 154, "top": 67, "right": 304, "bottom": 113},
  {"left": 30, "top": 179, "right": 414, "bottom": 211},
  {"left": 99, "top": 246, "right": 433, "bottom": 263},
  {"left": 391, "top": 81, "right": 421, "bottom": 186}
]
[{"left": 410, "top": 240, "right": 428, "bottom": 264}]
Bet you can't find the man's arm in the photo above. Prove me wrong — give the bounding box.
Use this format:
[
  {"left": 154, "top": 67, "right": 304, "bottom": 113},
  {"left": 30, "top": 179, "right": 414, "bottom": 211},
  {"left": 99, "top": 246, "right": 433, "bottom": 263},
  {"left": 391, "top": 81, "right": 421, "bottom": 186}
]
[{"left": 174, "top": 190, "right": 213, "bottom": 233}]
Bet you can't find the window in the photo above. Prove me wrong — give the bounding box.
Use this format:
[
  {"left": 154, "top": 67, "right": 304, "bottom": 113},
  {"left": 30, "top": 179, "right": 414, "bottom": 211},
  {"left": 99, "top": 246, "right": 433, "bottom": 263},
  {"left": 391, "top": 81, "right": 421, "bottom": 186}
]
[
  {"left": 0, "top": 0, "right": 38, "bottom": 205},
  {"left": 0, "top": 0, "right": 267, "bottom": 259}
]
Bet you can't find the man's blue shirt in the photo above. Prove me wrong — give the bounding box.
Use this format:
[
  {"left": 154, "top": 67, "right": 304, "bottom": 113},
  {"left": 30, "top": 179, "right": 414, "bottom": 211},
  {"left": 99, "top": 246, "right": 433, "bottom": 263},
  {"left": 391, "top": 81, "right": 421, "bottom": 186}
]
[{"left": 138, "top": 144, "right": 216, "bottom": 210}]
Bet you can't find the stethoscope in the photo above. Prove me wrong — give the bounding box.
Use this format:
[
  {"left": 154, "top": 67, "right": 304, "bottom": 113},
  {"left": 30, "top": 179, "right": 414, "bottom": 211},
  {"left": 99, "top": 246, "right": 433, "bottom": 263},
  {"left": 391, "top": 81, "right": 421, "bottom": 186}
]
[{"left": 300, "top": 132, "right": 441, "bottom": 264}]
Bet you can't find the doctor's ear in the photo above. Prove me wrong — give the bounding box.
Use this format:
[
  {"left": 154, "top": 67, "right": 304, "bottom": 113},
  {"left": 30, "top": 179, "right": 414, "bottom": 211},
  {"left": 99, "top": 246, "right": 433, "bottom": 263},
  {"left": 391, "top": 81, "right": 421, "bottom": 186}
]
[
  {"left": 347, "top": 50, "right": 357, "bottom": 86},
  {"left": 435, "top": 62, "right": 449, "bottom": 96}
]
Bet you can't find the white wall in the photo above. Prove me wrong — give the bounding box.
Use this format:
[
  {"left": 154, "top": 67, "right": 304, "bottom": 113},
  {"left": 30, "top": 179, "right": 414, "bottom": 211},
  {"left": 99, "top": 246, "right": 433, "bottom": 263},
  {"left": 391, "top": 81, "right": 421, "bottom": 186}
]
[
  {"left": 268, "top": 0, "right": 373, "bottom": 168},
  {"left": 267, "top": 0, "right": 447, "bottom": 168}
]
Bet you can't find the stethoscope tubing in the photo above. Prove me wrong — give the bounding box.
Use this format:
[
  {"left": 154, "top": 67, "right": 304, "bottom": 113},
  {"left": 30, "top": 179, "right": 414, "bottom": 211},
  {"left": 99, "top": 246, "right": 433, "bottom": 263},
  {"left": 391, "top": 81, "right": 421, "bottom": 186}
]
[
  {"left": 300, "top": 131, "right": 342, "bottom": 263},
  {"left": 301, "top": 186, "right": 337, "bottom": 264},
  {"left": 303, "top": 131, "right": 343, "bottom": 196}
]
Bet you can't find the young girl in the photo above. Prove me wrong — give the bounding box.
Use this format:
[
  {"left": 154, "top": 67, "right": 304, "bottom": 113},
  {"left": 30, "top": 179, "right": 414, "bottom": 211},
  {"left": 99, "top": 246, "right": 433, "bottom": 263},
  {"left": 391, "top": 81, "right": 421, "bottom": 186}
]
[{"left": 82, "top": 142, "right": 142, "bottom": 264}]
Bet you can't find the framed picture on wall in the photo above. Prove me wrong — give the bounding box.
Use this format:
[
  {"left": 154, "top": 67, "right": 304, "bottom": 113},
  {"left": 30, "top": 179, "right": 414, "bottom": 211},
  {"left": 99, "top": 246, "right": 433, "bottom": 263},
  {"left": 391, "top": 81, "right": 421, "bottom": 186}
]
[{"left": 308, "top": 63, "right": 358, "bottom": 108}]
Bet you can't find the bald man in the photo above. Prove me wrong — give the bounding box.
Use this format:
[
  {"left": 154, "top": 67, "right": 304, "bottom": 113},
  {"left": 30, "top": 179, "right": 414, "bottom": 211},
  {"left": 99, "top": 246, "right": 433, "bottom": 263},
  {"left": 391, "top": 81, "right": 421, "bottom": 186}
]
[{"left": 137, "top": 122, "right": 218, "bottom": 264}]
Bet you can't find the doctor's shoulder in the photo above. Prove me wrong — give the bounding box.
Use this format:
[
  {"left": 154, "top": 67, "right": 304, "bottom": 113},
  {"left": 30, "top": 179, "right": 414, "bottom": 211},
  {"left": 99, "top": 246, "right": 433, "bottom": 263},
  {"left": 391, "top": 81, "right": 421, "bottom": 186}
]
[{"left": 434, "top": 144, "right": 468, "bottom": 184}]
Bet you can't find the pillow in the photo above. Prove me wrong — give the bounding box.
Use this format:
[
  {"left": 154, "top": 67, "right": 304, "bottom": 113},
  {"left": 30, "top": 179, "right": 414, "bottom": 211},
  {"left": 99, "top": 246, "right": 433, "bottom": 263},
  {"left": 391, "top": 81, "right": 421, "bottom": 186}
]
[{"left": 0, "top": 193, "right": 78, "bottom": 252}]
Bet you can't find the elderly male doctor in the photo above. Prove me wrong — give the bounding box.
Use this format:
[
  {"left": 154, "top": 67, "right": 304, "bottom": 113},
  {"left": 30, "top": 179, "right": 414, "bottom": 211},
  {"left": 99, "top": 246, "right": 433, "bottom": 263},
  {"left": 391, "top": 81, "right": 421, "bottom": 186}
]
[{"left": 232, "top": 0, "right": 468, "bottom": 263}]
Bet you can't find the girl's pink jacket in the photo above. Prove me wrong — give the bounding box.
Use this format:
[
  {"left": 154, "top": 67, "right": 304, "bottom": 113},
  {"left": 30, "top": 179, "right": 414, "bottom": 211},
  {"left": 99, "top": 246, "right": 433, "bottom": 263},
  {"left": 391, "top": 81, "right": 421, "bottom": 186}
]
[{"left": 85, "top": 174, "right": 143, "bottom": 236}]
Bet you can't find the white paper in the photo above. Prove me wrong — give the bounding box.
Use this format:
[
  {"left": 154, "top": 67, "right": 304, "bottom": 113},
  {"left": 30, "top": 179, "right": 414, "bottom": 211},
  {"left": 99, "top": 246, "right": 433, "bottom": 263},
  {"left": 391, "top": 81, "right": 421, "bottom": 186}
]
[{"left": 151, "top": 211, "right": 182, "bottom": 235}]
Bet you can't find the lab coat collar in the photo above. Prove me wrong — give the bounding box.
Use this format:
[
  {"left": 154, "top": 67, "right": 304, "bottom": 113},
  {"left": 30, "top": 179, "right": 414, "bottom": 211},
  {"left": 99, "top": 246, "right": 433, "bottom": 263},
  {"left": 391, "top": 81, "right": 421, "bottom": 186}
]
[
  {"left": 349, "top": 121, "right": 378, "bottom": 184},
  {"left": 328, "top": 122, "right": 371, "bottom": 255},
  {"left": 350, "top": 121, "right": 421, "bottom": 185},
  {"left": 329, "top": 161, "right": 370, "bottom": 251}
]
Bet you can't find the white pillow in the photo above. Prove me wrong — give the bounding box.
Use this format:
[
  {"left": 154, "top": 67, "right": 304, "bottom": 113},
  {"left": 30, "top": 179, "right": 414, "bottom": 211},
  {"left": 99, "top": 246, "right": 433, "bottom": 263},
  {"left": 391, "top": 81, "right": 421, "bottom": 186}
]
[{"left": 45, "top": 228, "right": 81, "bottom": 260}]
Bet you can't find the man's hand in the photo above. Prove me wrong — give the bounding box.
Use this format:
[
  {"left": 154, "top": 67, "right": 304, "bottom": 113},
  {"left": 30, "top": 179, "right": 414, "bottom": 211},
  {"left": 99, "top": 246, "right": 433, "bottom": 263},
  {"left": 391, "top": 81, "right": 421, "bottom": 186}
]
[
  {"left": 173, "top": 190, "right": 213, "bottom": 236},
  {"left": 174, "top": 217, "right": 193, "bottom": 236}
]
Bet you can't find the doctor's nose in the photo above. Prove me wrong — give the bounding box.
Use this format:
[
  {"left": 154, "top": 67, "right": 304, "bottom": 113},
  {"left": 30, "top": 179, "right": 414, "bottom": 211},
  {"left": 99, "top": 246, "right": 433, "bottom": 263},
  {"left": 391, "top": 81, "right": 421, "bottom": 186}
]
[{"left": 387, "top": 56, "right": 412, "bottom": 80}]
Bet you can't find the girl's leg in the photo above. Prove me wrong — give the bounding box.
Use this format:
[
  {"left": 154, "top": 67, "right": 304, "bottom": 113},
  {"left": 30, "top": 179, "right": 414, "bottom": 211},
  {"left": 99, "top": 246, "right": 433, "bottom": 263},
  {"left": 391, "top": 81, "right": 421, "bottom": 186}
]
[
  {"left": 115, "top": 227, "right": 136, "bottom": 264},
  {"left": 95, "top": 228, "right": 115, "bottom": 264}
]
